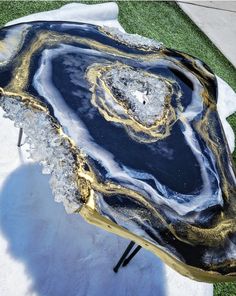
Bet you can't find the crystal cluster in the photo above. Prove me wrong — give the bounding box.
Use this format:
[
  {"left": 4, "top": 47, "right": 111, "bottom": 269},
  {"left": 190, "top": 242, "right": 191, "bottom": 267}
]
[
  {"left": 0, "top": 95, "right": 82, "bottom": 213},
  {"left": 104, "top": 67, "right": 169, "bottom": 126},
  {"left": 102, "top": 26, "right": 164, "bottom": 50}
]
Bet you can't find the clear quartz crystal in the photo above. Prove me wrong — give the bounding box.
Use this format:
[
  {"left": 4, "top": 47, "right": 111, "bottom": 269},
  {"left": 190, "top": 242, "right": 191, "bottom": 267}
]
[
  {"left": 102, "top": 26, "right": 164, "bottom": 50},
  {"left": 0, "top": 95, "right": 82, "bottom": 213},
  {"left": 104, "top": 67, "right": 169, "bottom": 126}
]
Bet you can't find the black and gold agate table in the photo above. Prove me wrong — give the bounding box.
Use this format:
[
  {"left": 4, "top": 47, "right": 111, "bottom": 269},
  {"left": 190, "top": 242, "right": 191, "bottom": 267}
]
[{"left": 0, "top": 21, "right": 236, "bottom": 283}]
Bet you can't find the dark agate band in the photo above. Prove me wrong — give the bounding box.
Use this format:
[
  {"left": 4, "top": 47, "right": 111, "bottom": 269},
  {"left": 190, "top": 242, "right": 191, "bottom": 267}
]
[{"left": 0, "top": 21, "right": 236, "bottom": 282}]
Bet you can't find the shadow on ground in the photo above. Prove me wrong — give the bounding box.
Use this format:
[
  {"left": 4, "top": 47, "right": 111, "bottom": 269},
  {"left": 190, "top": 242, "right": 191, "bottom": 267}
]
[{"left": 0, "top": 163, "right": 166, "bottom": 296}]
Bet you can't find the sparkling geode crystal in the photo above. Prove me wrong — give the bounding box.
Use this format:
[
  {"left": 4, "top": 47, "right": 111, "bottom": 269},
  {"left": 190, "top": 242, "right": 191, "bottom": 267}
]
[
  {"left": 0, "top": 21, "right": 236, "bottom": 283},
  {"left": 103, "top": 66, "right": 171, "bottom": 126},
  {"left": 87, "top": 63, "right": 180, "bottom": 142},
  {"left": 102, "top": 26, "right": 164, "bottom": 50},
  {"left": 0, "top": 95, "right": 84, "bottom": 213}
]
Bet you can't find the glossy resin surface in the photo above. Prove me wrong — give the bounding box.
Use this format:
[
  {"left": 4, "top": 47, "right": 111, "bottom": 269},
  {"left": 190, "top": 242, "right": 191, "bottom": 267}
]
[{"left": 0, "top": 21, "right": 236, "bottom": 282}]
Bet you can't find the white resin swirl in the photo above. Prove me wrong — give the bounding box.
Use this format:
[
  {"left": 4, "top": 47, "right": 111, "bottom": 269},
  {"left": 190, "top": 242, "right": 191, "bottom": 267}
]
[{"left": 0, "top": 24, "right": 30, "bottom": 66}]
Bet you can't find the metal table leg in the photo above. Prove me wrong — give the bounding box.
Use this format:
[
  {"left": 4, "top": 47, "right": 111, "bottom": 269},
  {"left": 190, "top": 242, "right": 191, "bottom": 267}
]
[
  {"left": 113, "top": 241, "right": 135, "bottom": 273},
  {"left": 17, "top": 128, "right": 23, "bottom": 147},
  {"left": 113, "top": 241, "right": 142, "bottom": 273},
  {"left": 122, "top": 245, "right": 142, "bottom": 267}
]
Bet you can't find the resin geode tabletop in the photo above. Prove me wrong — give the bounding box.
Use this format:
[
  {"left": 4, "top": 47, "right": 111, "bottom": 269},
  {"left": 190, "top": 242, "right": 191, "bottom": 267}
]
[{"left": 0, "top": 21, "right": 236, "bottom": 283}]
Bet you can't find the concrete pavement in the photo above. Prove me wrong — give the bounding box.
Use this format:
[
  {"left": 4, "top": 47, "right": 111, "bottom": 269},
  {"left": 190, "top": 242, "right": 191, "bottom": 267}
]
[{"left": 177, "top": 1, "right": 236, "bottom": 68}]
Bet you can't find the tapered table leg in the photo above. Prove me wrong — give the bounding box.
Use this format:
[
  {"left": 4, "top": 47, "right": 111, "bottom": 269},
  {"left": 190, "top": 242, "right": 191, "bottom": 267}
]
[
  {"left": 17, "top": 128, "right": 23, "bottom": 147},
  {"left": 113, "top": 241, "right": 135, "bottom": 273},
  {"left": 122, "top": 245, "right": 142, "bottom": 267}
]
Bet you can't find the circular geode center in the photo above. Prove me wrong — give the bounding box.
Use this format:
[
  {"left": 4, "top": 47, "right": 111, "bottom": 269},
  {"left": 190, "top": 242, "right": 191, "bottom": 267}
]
[
  {"left": 104, "top": 67, "right": 168, "bottom": 127},
  {"left": 87, "top": 63, "right": 179, "bottom": 142}
]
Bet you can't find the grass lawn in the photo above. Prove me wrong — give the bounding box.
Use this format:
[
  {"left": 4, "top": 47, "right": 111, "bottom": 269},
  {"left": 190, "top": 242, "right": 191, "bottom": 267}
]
[{"left": 0, "top": 1, "right": 236, "bottom": 295}]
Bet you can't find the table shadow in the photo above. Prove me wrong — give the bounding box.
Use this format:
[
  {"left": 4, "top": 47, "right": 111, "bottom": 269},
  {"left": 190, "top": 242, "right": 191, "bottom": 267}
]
[{"left": 0, "top": 163, "right": 166, "bottom": 296}]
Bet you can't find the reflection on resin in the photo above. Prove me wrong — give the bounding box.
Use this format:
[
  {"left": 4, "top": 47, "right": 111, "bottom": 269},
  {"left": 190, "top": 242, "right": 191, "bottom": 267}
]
[{"left": 0, "top": 21, "right": 236, "bottom": 283}]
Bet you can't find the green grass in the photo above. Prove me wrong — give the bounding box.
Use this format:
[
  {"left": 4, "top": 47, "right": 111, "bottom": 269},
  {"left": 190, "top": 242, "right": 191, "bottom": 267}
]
[
  {"left": 0, "top": 1, "right": 236, "bottom": 295},
  {"left": 214, "top": 282, "right": 236, "bottom": 296}
]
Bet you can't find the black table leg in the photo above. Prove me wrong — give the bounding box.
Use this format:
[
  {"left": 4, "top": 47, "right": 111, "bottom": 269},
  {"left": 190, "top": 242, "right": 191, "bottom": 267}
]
[
  {"left": 113, "top": 241, "right": 135, "bottom": 273},
  {"left": 122, "top": 245, "right": 142, "bottom": 267},
  {"left": 17, "top": 128, "right": 23, "bottom": 147},
  {"left": 113, "top": 241, "right": 142, "bottom": 273}
]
